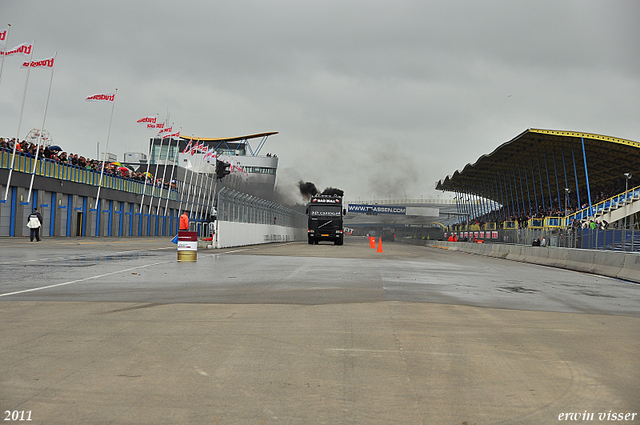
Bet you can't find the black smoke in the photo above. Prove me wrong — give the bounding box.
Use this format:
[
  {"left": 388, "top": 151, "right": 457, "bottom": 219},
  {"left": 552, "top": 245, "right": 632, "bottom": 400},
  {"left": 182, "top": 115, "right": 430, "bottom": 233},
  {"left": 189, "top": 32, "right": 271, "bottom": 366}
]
[
  {"left": 298, "top": 181, "right": 318, "bottom": 200},
  {"left": 298, "top": 181, "right": 344, "bottom": 200},
  {"left": 321, "top": 187, "right": 344, "bottom": 197}
]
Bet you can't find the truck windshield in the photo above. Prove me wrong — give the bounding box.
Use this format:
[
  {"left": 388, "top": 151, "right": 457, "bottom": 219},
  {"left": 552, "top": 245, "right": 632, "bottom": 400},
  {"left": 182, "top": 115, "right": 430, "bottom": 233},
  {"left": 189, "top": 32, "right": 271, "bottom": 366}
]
[{"left": 309, "top": 206, "right": 341, "bottom": 217}]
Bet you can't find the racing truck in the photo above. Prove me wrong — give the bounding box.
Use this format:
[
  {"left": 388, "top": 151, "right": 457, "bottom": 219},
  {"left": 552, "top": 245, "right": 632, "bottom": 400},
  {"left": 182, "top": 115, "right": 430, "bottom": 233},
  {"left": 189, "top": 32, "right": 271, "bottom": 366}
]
[{"left": 306, "top": 195, "right": 346, "bottom": 245}]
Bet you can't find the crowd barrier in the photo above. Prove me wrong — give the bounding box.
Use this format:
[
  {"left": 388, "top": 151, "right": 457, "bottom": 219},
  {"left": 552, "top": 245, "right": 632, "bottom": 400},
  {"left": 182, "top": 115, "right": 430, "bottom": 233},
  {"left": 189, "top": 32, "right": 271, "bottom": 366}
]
[{"left": 422, "top": 240, "right": 640, "bottom": 284}]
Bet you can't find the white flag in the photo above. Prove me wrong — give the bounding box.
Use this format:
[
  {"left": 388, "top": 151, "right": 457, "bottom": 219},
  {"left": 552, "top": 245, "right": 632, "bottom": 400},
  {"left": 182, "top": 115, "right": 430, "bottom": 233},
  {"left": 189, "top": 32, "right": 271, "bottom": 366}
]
[
  {"left": 164, "top": 131, "right": 180, "bottom": 140},
  {"left": 137, "top": 116, "right": 157, "bottom": 124},
  {"left": 0, "top": 28, "right": 8, "bottom": 46},
  {"left": 21, "top": 56, "right": 55, "bottom": 69},
  {"left": 1, "top": 42, "right": 33, "bottom": 56},
  {"left": 86, "top": 93, "right": 116, "bottom": 102}
]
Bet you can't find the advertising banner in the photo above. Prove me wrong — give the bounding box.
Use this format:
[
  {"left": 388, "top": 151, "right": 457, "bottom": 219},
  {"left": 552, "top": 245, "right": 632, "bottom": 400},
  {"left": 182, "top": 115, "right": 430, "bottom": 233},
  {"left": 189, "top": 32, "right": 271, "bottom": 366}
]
[{"left": 347, "top": 204, "right": 406, "bottom": 215}]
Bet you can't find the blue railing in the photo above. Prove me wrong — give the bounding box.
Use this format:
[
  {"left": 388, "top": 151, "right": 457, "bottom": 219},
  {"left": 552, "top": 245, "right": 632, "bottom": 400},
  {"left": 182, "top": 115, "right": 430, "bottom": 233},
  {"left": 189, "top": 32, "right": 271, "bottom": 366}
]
[{"left": 568, "top": 186, "right": 640, "bottom": 221}]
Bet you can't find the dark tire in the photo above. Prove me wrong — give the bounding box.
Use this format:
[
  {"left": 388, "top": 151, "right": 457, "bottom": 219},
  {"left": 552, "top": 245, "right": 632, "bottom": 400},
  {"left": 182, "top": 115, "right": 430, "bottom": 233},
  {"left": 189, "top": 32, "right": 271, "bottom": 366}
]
[{"left": 308, "top": 237, "right": 313, "bottom": 244}]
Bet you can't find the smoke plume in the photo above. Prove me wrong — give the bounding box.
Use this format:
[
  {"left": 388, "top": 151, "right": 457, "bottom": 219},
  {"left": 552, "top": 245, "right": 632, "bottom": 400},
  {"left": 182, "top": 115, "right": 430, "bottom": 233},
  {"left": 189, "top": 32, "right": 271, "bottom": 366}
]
[
  {"left": 298, "top": 181, "right": 344, "bottom": 200},
  {"left": 321, "top": 187, "right": 344, "bottom": 197},
  {"left": 298, "top": 181, "right": 318, "bottom": 200}
]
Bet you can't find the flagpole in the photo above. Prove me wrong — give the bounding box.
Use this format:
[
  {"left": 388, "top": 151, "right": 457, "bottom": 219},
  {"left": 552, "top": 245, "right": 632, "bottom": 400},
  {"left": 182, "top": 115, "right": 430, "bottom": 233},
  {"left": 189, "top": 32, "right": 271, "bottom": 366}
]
[
  {"left": 95, "top": 88, "right": 117, "bottom": 221},
  {"left": 146, "top": 136, "right": 165, "bottom": 224},
  {"left": 193, "top": 152, "right": 207, "bottom": 227},
  {"left": 138, "top": 131, "right": 155, "bottom": 236},
  {"left": 164, "top": 136, "right": 179, "bottom": 218},
  {"left": 148, "top": 121, "right": 172, "bottom": 218},
  {"left": 201, "top": 159, "right": 216, "bottom": 226},
  {"left": 27, "top": 52, "right": 56, "bottom": 204},
  {"left": 0, "top": 24, "right": 12, "bottom": 99},
  {"left": 200, "top": 150, "right": 216, "bottom": 222},
  {"left": 192, "top": 147, "right": 207, "bottom": 220},
  {"left": 185, "top": 145, "right": 201, "bottom": 218},
  {"left": 156, "top": 126, "right": 175, "bottom": 215},
  {"left": 183, "top": 138, "right": 199, "bottom": 223},
  {"left": 3, "top": 39, "right": 34, "bottom": 202},
  {"left": 177, "top": 137, "right": 193, "bottom": 215},
  {"left": 198, "top": 150, "right": 213, "bottom": 222},
  {"left": 190, "top": 145, "right": 206, "bottom": 221}
]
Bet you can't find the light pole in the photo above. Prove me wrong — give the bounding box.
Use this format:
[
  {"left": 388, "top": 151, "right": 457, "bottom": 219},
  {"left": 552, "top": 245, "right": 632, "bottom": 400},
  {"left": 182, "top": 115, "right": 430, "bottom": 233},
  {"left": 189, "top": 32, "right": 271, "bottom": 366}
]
[
  {"left": 624, "top": 173, "right": 632, "bottom": 232},
  {"left": 564, "top": 188, "right": 571, "bottom": 248}
]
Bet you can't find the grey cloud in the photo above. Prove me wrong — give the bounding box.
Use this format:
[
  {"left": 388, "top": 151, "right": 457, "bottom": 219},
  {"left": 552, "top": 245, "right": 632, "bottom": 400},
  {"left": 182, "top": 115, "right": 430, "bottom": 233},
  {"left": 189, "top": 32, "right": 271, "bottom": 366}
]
[{"left": 0, "top": 0, "right": 638, "bottom": 201}]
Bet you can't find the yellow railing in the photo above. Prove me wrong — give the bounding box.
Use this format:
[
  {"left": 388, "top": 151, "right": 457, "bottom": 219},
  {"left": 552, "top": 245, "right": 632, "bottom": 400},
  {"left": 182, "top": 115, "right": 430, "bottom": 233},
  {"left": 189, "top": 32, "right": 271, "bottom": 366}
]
[{"left": 0, "top": 149, "right": 178, "bottom": 200}]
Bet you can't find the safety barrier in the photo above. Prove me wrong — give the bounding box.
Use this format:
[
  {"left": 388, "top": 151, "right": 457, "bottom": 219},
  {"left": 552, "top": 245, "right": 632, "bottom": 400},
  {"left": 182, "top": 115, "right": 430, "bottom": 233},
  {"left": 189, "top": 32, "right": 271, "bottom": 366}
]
[
  {"left": 425, "top": 240, "right": 640, "bottom": 284},
  {"left": 215, "top": 188, "right": 306, "bottom": 248}
]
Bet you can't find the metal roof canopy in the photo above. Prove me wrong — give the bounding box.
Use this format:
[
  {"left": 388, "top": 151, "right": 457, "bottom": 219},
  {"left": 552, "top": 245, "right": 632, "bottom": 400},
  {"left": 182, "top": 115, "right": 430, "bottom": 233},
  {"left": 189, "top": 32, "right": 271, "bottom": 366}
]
[
  {"left": 436, "top": 129, "right": 640, "bottom": 212},
  {"left": 177, "top": 132, "right": 278, "bottom": 156}
]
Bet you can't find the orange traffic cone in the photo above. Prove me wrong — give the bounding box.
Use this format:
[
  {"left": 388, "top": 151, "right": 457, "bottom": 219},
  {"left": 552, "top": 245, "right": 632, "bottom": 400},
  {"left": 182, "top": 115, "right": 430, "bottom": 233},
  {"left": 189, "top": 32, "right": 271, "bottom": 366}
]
[
  {"left": 369, "top": 237, "right": 376, "bottom": 249},
  {"left": 376, "top": 237, "right": 383, "bottom": 253}
]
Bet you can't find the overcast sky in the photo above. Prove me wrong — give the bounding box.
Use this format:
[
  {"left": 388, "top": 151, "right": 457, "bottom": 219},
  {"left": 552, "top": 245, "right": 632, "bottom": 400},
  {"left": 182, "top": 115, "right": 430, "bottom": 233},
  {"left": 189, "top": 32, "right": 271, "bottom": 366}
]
[{"left": 1, "top": 0, "right": 638, "bottom": 203}]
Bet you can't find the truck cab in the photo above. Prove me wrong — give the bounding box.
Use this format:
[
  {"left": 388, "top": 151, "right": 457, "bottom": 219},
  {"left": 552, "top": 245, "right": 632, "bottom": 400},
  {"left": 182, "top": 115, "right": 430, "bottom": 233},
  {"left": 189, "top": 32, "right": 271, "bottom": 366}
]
[{"left": 306, "top": 195, "right": 345, "bottom": 245}]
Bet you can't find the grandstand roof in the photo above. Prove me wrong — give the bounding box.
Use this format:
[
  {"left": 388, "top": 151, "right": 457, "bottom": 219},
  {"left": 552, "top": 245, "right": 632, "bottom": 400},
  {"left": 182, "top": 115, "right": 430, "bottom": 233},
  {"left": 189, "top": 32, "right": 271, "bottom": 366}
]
[
  {"left": 436, "top": 129, "right": 640, "bottom": 202},
  {"left": 179, "top": 132, "right": 278, "bottom": 143}
]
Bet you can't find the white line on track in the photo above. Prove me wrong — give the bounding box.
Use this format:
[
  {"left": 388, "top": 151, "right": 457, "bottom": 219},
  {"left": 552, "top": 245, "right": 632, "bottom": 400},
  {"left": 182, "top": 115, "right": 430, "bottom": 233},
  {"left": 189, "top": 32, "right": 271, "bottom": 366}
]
[
  {"left": 0, "top": 242, "right": 298, "bottom": 297},
  {"left": 0, "top": 260, "right": 171, "bottom": 298}
]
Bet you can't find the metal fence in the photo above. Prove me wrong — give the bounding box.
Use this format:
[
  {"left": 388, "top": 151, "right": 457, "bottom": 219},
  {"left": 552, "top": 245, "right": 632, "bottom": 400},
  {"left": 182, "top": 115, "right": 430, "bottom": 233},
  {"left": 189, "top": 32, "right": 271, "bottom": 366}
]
[
  {"left": 498, "top": 227, "right": 640, "bottom": 252},
  {"left": 217, "top": 187, "right": 306, "bottom": 228}
]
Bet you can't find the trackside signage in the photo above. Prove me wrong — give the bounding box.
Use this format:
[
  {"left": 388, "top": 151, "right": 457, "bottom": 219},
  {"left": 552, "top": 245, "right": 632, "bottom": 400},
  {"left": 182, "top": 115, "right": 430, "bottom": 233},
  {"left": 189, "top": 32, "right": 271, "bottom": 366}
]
[
  {"left": 311, "top": 197, "right": 342, "bottom": 204},
  {"left": 348, "top": 204, "right": 407, "bottom": 215}
]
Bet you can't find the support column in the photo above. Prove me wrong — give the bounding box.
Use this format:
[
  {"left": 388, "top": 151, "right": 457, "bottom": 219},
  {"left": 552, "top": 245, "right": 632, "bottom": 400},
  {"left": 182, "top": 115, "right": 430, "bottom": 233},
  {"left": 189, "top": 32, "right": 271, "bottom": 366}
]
[
  {"left": 530, "top": 161, "right": 539, "bottom": 215},
  {"left": 537, "top": 156, "right": 545, "bottom": 214},
  {"left": 581, "top": 137, "right": 593, "bottom": 215},
  {"left": 571, "top": 142, "right": 582, "bottom": 208},
  {"left": 552, "top": 150, "right": 561, "bottom": 212},
  {"left": 561, "top": 146, "right": 570, "bottom": 209}
]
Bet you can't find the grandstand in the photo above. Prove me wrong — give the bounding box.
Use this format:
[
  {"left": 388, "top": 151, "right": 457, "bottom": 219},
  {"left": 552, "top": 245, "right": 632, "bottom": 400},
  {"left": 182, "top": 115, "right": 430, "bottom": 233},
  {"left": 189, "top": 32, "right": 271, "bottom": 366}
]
[
  {"left": 0, "top": 132, "right": 281, "bottom": 239},
  {"left": 436, "top": 129, "right": 640, "bottom": 250}
]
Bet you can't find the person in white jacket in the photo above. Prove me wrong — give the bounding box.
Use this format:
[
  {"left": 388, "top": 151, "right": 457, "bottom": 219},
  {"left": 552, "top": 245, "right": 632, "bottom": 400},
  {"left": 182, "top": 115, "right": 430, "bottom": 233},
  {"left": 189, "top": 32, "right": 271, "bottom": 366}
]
[{"left": 27, "top": 208, "right": 43, "bottom": 242}]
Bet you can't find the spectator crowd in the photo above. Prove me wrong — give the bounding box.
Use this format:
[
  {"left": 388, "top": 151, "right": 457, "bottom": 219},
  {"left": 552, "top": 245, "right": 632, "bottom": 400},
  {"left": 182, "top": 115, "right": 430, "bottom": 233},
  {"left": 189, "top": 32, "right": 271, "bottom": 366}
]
[
  {"left": 0, "top": 137, "right": 177, "bottom": 190},
  {"left": 454, "top": 177, "right": 636, "bottom": 231}
]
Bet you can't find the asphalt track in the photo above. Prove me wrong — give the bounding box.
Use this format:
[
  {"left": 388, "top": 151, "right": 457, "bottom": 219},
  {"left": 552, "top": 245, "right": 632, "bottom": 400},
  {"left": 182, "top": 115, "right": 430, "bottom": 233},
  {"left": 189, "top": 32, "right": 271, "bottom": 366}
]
[{"left": 0, "top": 236, "right": 638, "bottom": 424}]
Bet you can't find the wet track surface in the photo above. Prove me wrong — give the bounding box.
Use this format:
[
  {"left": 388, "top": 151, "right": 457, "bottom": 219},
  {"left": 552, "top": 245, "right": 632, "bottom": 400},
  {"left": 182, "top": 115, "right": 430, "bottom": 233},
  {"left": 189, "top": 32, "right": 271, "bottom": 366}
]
[
  {"left": 1, "top": 237, "right": 638, "bottom": 316},
  {"left": 0, "top": 236, "right": 638, "bottom": 424}
]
